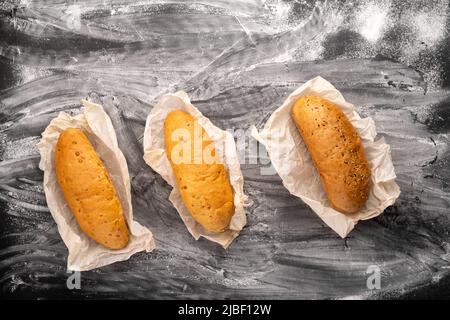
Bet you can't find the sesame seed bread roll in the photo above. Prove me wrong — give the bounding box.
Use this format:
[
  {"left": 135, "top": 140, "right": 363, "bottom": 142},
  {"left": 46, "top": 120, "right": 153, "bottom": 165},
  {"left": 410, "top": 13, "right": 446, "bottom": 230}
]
[
  {"left": 291, "top": 96, "right": 371, "bottom": 214},
  {"left": 164, "top": 110, "right": 234, "bottom": 232},
  {"left": 55, "top": 128, "right": 130, "bottom": 249}
]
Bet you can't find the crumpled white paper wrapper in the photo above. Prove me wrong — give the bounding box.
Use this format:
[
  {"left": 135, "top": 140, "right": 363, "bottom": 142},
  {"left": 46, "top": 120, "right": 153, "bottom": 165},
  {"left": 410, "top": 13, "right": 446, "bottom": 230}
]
[
  {"left": 143, "top": 91, "right": 247, "bottom": 249},
  {"left": 251, "top": 76, "right": 401, "bottom": 238},
  {"left": 37, "top": 100, "right": 155, "bottom": 271}
]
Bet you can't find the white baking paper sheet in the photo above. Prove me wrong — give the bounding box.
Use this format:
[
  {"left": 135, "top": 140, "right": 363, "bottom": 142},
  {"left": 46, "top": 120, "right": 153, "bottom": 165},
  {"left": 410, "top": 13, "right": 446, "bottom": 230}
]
[
  {"left": 143, "top": 91, "right": 247, "bottom": 248},
  {"left": 38, "top": 100, "right": 155, "bottom": 271},
  {"left": 251, "top": 76, "right": 401, "bottom": 238}
]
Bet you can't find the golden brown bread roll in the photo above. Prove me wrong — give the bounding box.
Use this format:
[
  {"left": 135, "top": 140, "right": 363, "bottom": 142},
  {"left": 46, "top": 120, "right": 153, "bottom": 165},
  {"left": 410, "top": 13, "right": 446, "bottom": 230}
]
[
  {"left": 291, "top": 96, "right": 371, "bottom": 214},
  {"left": 55, "top": 128, "right": 130, "bottom": 249},
  {"left": 164, "top": 110, "right": 234, "bottom": 232}
]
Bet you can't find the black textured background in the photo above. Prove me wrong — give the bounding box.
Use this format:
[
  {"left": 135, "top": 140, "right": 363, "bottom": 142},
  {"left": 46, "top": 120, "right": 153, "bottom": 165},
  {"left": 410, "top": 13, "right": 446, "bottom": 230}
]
[{"left": 1, "top": 0, "right": 450, "bottom": 299}]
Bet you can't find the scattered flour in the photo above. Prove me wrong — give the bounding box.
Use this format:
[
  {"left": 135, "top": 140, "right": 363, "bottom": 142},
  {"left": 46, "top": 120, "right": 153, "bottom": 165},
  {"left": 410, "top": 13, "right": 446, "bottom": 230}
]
[
  {"left": 2, "top": 136, "right": 40, "bottom": 160},
  {"left": 285, "top": 0, "right": 449, "bottom": 88},
  {"left": 356, "top": 2, "right": 390, "bottom": 43},
  {"left": 17, "top": 64, "right": 52, "bottom": 85},
  {"left": 414, "top": 12, "right": 446, "bottom": 45}
]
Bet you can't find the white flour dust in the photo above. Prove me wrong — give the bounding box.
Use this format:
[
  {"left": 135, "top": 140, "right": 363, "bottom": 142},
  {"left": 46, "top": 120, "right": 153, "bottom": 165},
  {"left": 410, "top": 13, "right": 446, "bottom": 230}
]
[{"left": 356, "top": 2, "right": 390, "bottom": 43}]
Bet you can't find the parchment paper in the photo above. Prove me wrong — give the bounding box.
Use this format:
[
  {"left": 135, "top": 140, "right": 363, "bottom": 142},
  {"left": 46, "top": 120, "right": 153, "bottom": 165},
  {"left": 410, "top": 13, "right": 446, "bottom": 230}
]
[
  {"left": 37, "top": 100, "right": 155, "bottom": 271},
  {"left": 143, "top": 91, "right": 247, "bottom": 249},
  {"left": 251, "top": 76, "right": 401, "bottom": 238}
]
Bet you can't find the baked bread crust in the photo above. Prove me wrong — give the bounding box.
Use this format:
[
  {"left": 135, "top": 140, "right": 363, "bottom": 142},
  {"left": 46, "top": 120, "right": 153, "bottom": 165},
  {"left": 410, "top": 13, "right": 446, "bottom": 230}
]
[
  {"left": 55, "top": 128, "right": 130, "bottom": 249},
  {"left": 291, "top": 96, "right": 371, "bottom": 214},
  {"left": 164, "top": 110, "right": 234, "bottom": 232}
]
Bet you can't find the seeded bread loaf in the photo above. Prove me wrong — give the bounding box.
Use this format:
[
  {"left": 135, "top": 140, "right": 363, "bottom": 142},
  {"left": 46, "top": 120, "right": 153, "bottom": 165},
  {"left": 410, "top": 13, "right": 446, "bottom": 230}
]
[
  {"left": 164, "top": 110, "right": 234, "bottom": 232},
  {"left": 55, "top": 128, "right": 130, "bottom": 249},
  {"left": 291, "top": 96, "right": 371, "bottom": 214}
]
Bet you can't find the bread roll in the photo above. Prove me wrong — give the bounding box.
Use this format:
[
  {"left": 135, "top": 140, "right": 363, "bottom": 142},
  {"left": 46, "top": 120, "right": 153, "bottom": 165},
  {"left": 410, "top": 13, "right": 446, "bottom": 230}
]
[
  {"left": 164, "top": 110, "right": 234, "bottom": 232},
  {"left": 55, "top": 128, "right": 130, "bottom": 249},
  {"left": 291, "top": 96, "right": 371, "bottom": 214}
]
